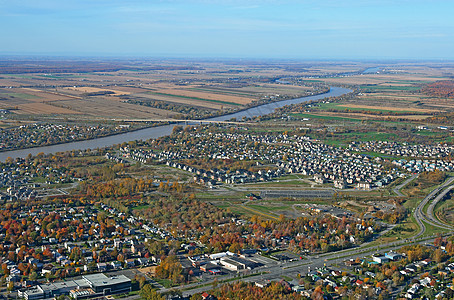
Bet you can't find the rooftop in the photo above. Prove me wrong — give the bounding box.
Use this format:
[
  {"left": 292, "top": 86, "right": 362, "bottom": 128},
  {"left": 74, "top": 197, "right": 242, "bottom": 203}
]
[{"left": 83, "top": 274, "right": 131, "bottom": 287}]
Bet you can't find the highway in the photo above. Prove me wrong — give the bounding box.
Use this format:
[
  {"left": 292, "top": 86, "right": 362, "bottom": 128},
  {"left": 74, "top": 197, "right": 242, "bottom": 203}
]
[
  {"left": 119, "top": 175, "right": 454, "bottom": 299},
  {"left": 165, "top": 177, "right": 454, "bottom": 297},
  {"left": 149, "top": 234, "right": 445, "bottom": 298},
  {"left": 413, "top": 177, "right": 454, "bottom": 238},
  {"left": 149, "top": 177, "right": 454, "bottom": 298},
  {"left": 426, "top": 184, "right": 454, "bottom": 228}
]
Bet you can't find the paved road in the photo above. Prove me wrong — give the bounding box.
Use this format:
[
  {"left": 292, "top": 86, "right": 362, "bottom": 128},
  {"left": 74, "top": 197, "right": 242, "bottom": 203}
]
[
  {"left": 414, "top": 177, "right": 454, "bottom": 238},
  {"left": 150, "top": 234, "right": 446, "bottom": 298},
  {"left": 120, "top": 176, "right": 454, "bottom": 298},
  {"left": 426, "top": 184, "right": 454, "bottom": 229},
  {"left": 393, "top": 174, "right": 418, "bottom": 197},
  {"left": 149, "top": 177, "right": 454, "bottom": 297}
]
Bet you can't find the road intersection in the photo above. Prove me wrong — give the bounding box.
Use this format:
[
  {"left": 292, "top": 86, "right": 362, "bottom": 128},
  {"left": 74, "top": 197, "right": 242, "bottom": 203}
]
[{"left": 125, "top": 175, "right": 454, "bottom": 298}]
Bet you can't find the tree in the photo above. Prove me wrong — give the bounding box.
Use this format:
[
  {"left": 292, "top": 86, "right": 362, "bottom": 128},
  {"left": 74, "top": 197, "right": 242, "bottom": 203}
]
[
  {"left": 29, "top": 271, "right": 38, "bottom": 281},
  {"left": 311, "top": 286, "right": 324, "bottom": 300},
  {"left": 138, "top": 276, "right": 147, "bottom": 289},
  {"left": 424, "top": 288, "right": 434, "bottom": 299},
  {"left": 433, "top": 249, "right": 445, "bottom": 263},
  {"left": 7, "top": 281, "right": 14, "bottom": 291},
  {"left": 228, "top": 242, "right": 241, "bottom": 254},
  {"left": 155, "top": 255, "right": 183, "bottom": 284},
  {"left": 140, "top": 284, "right": 164, "bottom": 300}
]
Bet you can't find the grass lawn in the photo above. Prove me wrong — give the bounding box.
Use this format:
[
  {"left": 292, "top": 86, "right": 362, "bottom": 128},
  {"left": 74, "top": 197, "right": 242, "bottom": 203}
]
[
  {"left": 433, "top": 195, "right": 453, "bottom": 224},
  {"left": 242, "top": 180, "right": 310, "bottom": 187},
  {"left": 132, "top": 204, "right": 150, "bottom": 210},
  {"left": 154, "top": 278, "right": 178, "bottom": 288},
  {"left": 239, "top": 204, "right": 280, "bottom": 220},
  {"left": 337, "top": 131, "right": 398, "bottom": 141},
  {"left": 291, "top": 113, "right": 362, "bottom": 122},
  {"left": 247, "top": 203, "right": 292, "bottom": 213},
  {"left": 422, "top": 221, "right": 450, "bottom": 236}
]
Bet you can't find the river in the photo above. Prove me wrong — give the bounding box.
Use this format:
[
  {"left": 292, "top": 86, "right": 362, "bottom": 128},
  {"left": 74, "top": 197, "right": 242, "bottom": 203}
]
[
  {"left": 362, "top": 67, "right": 382, "bottom": 74},
  {"left": 0, "top": 86, "right": 352, "bottom": 161}
]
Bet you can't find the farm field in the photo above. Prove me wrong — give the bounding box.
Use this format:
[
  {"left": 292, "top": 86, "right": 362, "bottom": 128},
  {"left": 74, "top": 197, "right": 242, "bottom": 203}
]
[
  {"left": 0, "top": 59, "right": 453, "bottom": 127},
  {"left": 48, "top": 97, "right": 176, "bottom": 119},
  {"left": 0, "top": 59, "right": 327, "bottom": 122},
  {"left": 316, "top": 102, "right": 438, "bottom": 114},
  {"left": 0, "top": 87, "right": 83, "bottom": 115},
  {"left": 63, "top": 86, "right": 131, "bottom": 96}
]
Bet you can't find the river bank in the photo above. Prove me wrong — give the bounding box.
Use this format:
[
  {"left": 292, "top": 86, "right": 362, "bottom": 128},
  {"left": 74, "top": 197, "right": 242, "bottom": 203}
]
[{"left": 0, "top": 86, "right": 352, "bottom": 161}]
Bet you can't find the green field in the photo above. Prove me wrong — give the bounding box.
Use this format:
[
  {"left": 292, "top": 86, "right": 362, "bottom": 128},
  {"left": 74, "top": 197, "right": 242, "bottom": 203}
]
[
  {"left": 2, "top": 74, "right": 37, "bottom": 79},
  {"left": 291, "top": 113, "right": 362, "bottom": 122},
  {"left": 338, "top": 131, "right": 398, "bottom": 141},
  {"left": 316, "top": 102, "right": 425, "bottom": 114},
  {"left": 3, "top": 92, "right": 42, "bottom": 99},
  {"left": 240, "top": 180, "right": 310, "bottom": 187},
  {"left": 360, "top": 85, "right": 421, "bottom": 91},
  {"left": 247, "top": 203, "right": 292, "bottom": 213}
]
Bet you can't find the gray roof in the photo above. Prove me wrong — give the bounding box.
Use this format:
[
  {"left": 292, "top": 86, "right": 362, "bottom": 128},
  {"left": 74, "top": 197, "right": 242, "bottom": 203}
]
[
  {"left": 25, "top": 288, "right": 44, "bottom": 297},
  {"left": 83, "top": 274, "right": 131, "bottom": 287}
]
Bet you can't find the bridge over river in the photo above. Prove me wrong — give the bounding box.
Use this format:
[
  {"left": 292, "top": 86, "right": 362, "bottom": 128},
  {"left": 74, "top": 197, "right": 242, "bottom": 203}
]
[
  {"left": 113, "top": 119, "right": 253, "bottom": 125},
  {"left": 0, "top": 86, "right": 351, "bottom": 161}
]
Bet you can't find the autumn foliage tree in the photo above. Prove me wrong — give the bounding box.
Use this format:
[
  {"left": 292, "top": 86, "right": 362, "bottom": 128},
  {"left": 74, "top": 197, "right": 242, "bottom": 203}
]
[{"left": 155, "top": 255, "right": 183, "bottom": 284}]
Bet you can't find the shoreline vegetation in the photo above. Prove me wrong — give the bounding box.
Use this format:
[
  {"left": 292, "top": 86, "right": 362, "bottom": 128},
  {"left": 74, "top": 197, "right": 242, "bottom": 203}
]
[{"left": 0, "top": 86, "right": 330, "bottom": 154}]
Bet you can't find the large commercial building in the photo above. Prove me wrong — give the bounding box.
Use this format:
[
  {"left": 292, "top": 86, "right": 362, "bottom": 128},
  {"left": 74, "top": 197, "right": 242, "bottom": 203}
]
[
  {"left": 82, "top": 274, "right": 132, "bottom": 295},
  {"left": 19, "top": 273, "right": 131, "bottom": 300}
]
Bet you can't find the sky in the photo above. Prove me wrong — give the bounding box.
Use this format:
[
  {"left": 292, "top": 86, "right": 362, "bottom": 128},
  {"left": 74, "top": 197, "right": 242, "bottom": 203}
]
[{"left": 1, "top": 0, "right": 453, "bottom": 60}]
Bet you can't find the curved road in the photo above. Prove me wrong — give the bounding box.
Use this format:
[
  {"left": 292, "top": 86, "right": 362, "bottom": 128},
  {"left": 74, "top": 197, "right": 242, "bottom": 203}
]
[
  {"left": 0, "top": 86, "right": 352, "bottom": 161},
  {"left": 426, "top": 184, "right": 454, "bottom": 229},
  {"left": 413, "top": 177, "right": 454, "bottom": 238},
  {"left": 393, "top": 174, "right": 417, "bottom": 197},
  {"left": 118, "top": 176, "right": 454, "bottom": 298}
]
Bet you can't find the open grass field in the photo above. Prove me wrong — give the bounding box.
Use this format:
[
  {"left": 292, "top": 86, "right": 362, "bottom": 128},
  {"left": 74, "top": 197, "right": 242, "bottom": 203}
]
[
  {"left": 319, "top": 111, "right": 430, "bottom": 120},
  {"left": 360, "top": 85, "right": 421, "bottom": 91},
  {"left": 337, "top": 104, "right": 434, "bottom": 113},
  {"left": 316, "top": 80, "right": 452, "bottom": 117},
  {"left": 291, "top": 112, "right": 362, "bottom": 122},
  {"left": 317, "top": 102, "right": 437, "bottom": 114},
  {"left": 2, "top": 92, "right": 42, "bottom": 100}
]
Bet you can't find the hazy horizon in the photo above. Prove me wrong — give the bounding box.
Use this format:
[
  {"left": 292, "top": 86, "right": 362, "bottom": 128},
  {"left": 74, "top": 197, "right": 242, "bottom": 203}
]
[{"left": 1, "top": 0, "right": 453, "bottom": 60}]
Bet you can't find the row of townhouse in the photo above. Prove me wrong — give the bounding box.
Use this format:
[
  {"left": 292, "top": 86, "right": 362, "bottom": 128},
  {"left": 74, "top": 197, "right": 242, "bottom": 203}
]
[{"left": 350, "top": 141, "right": 454, "bottom": 158}]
